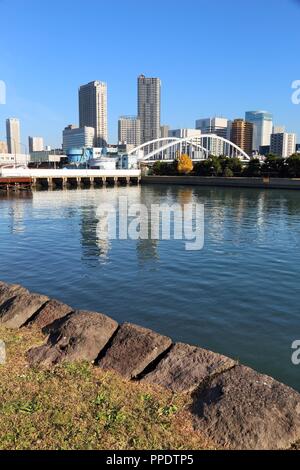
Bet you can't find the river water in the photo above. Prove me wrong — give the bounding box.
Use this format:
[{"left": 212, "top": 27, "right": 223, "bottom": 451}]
[{"left": 0, "top": 184, "right": 299, "bottom": 391}]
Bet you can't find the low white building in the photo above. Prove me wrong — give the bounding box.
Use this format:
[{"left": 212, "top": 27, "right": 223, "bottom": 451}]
[
  {"left": 30, "top": 150, "right": 66, "bottom": 164},
  {"left": 118, "top": 154, "right": 139, "bottom": 170},
  {"left": 0, "top": 153, "right": 30, "bottom": 166},
  {"left": 88, "top": 157, "right": 117, "bottom": 170},
  {"left": 63, "top": 125, "right": 95, "bottom": 153}
]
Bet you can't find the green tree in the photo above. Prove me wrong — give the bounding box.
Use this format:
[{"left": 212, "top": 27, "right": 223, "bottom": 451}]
[
  {"left": 243, "top": 158, "right": 262, "bottom": 177},
  {"left": 262, "top": 155, "right": 287, "bottom": 177},
  {"left": 223, "top": 167, "right": 234, "bottom": 177},
  {"left": 286, "top": 154, "right": 300, "bottom": 178},
  {"left": 152, "top": 161, "right": 177, "bottom": 176}
]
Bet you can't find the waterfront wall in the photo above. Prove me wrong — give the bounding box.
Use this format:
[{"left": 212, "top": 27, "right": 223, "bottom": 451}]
[
  {"left": 142, "top": 175, "right": 300, "bottom": 190},
  {"left": 0, "top": 280, "right": 300, "bottom": 450}
]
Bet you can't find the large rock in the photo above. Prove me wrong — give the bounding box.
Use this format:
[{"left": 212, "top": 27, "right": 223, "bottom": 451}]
[
  {"left": 141, "top": 343, "right": 236, "bottom": 393},
  {"left": 191, "top": 365, "right": 300, "bottom": 450},
  {"left": 29, "top": 299, "right": 74, "bottom": 333},
  {"left": 98, "top": 323, "right": 172, "bottom": 379},
  {"left": 0, "top": 281, "right": 27, "bottom": 307},
  {"left": 27, "top": 311, "right": 118, "bottom": 367},
  {"left": 0, "top": 291, "right": 49, "bottom": 329}
]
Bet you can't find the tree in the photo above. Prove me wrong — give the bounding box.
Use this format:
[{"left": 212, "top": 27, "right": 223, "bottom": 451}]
[
  {"left": 223, "top": 167, "right": 234, "bottom": 177},
  {"left": 226, "top": 157, "right": 243, "bottom": 176},
  {"left": 262, "top": 155, "right": 287, "bottom": 177},
  {"left": 193, "top": 160, "right": 212, "bottom": 176},
  {"left": 243, "top": 158, "right": 262, "bottom": 177},
  {"left": 286, "top": 154, "right": 300, "bottom": 178},
  {"left": 177, "top": 154, "right": 194, "bottom": 174},
  {"left": 152, "top": 161, "right": 177, "bottom": 176}
]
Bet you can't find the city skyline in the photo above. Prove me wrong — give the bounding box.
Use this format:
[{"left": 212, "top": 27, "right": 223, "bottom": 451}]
[
  {"left": 0, "top": 0, "right": 300, "bottom": 147},
  {"left": 1, "top": 76, "right": 298, "bottom": 155}
]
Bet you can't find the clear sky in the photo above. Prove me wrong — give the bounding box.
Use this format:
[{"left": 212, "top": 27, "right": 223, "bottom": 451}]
[{"left": 0, "top": 0, "right": 300, "bottom": 148}]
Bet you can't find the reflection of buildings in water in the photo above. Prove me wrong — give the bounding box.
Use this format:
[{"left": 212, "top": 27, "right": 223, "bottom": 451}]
[
  {"left": 80, "top": 207, "right": 102, "bottom": 261},
  {"left": 136, "top": 187, "right": 159, "bottom": 263},
  {"left": 136, "top": 238, "right": 159, "bottom": 263},
  {"left": 95, "top": 210, "right": 111, "bottom": 260},
  {"left": 10, "top": 202, "right": 26, "bottom": 234},
  {"left": 79, "top": 186, "right": 143, "bottom": 263},
  {"left": 0, "top": 191, "right": 32, "bottom": 235}
]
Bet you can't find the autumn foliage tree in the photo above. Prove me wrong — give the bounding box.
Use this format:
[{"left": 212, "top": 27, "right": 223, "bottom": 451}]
[{"left": 177, "top": 154, "right": 194, "bottom": 174}]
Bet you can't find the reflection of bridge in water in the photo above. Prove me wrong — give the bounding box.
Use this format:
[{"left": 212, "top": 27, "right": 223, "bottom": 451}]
[{"left": 128, "top": 136, "right": 251, "bottom": 163}]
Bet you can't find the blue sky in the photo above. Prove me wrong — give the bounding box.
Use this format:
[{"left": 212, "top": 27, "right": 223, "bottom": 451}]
[{"left": 0, "top": 0, "right": 300, "bottom": 148}]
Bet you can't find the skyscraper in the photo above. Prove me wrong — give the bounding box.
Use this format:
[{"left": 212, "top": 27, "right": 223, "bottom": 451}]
[
  {"left": 118, "top": 116, "right": 141, "bottom": 147},
  {"left": 29, "top": 136, "right": 44, "bottom": 153},
  {"left": 138, "top": 75, "right": 161, "bottom": 144},
  {"left": 6, "top": 118, "right": 21, "bottom": 154},
  {"left": 79, "top": 81, "right": 108, "bottom": 147},
  {"left": 230, "top": 119, "right": 253, "bottom": 156},
  {"left": 245, "top": 111, "right": 273, "bottom": 152}
]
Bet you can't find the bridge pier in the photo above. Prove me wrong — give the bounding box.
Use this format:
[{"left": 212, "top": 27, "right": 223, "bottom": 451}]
[{"left": 47, "top": 178, "right": 54, "bottom": 190}]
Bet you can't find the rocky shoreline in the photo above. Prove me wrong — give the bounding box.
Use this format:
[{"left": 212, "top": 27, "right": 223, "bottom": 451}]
[{"left": 0, "top": 280, "right": 300, "bottom": 450}]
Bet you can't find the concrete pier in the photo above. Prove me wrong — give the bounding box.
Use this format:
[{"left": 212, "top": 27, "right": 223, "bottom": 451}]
[{"left": 0, "top": 169, "right": 141, "bottom": 191}]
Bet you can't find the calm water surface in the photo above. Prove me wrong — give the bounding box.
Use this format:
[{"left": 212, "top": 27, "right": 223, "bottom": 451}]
[{"left": 0, "top": 184, "right": 300, "bottom": 391}]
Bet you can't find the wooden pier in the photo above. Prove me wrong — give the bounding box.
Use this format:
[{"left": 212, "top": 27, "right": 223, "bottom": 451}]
[{"left": 0, "top": 177, "right": 33, "bottom": 192}]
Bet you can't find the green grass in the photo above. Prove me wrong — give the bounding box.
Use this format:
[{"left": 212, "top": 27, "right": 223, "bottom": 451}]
[{"left": 0, "top": 326, "right": 215, "bottom": 450}]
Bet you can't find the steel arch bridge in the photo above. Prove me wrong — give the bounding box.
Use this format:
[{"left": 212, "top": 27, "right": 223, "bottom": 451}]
[{"left": 128, "top": 135, "right": 251, "bottom": 162}]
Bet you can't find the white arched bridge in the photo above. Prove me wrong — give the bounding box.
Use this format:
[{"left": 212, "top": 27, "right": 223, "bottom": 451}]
[{"left": 128, "top": 135, "right": 251, "bottom": 162}]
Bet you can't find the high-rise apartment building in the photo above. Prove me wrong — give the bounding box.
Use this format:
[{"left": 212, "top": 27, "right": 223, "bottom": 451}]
[
  {"left": 118, "top": 116, "right": 141, "bottom": 147},
  {"left": 195, "top": 117, "right": 228, "bottom": 139},
  {"left": 29, "top": 136, "right": 44, "bottom": 153},
  {"left": 270, "top": 132, "right": 296, "bottom": 158},
  {"left": 63, "top": 125, "right": 95, "bottom": 152},
  {"left": 195, "top": 117, "right": 228, "bottom": 156},
  {"left": 169, "top": 128, "right": 202, "bottom": 141},
  {"left": 6, "top": 118, "right": 21, "bottom": 154},
  {"left": 245, "top": 111, "right": 273, "bottom": 151},
  {"left": 230, "top": 119, "right": 253, "bottom": 156},
  {"left": 138, "top": 75, "right": 161, "bottom": 144},
  {"left": 167, "top": 129, "right": 202, "bottom": 159},
  {"left": 79, "top": 81, "right": 108, "bottom": 147}
]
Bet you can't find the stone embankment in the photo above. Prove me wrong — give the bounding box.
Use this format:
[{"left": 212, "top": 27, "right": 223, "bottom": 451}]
[
  {"left": 0, "top": 280, "right": 300, "bottom": 450},
  {"left": 142, "top": 175, "right": 300, "bottom": 190}
]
